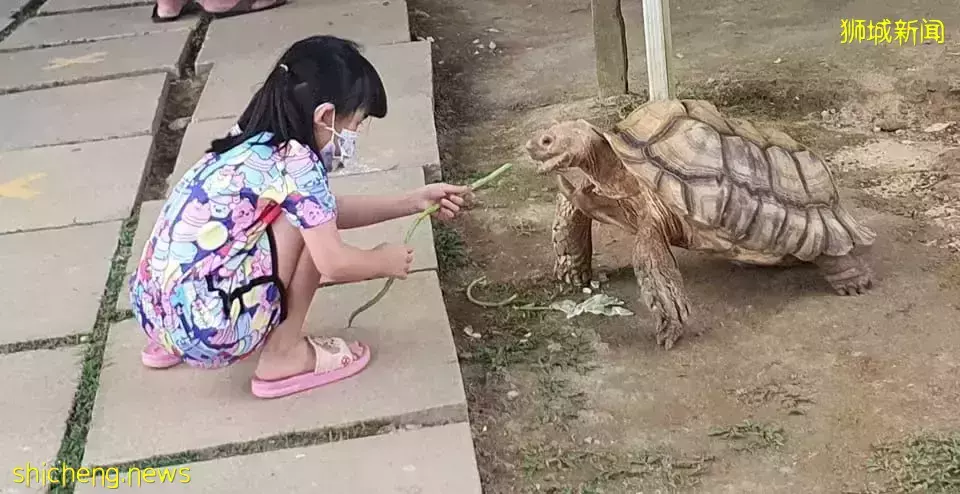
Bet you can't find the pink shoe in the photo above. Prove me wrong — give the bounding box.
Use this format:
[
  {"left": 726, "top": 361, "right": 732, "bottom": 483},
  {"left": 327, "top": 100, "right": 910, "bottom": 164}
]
[
  {"left": 141, "top": 341, "right": 182, "bottom": 369},
  {"left": 250, "top": 336, "right": 371, "bottom": 399}
]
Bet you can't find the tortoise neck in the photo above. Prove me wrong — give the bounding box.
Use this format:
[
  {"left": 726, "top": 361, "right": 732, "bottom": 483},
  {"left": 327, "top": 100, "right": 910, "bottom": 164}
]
[{"left": 579, "top": 138, "right": 643, "bottom": 199}]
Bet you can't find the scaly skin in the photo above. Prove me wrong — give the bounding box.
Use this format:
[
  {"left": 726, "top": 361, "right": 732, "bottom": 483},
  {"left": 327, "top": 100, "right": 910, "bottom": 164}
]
[
  {"left": 632, "top": 221, "right": 690, "bottom": 349},
  {"left": 814, "top": 252, "right": 874, "bottom": 295},
  {"left": 552, "top": 191, "right": 593, "bottom": 287}
]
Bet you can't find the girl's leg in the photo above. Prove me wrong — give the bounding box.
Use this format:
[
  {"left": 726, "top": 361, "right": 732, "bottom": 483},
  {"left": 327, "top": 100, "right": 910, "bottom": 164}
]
[{"left": 253, "top": 215, "right": 364, "bottom": 381}]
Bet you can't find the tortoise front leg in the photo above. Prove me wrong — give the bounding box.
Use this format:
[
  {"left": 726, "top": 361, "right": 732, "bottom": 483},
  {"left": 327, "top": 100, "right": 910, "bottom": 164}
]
[
  {"left": 552, "top": 192, "right": 593, "bottom": 287},
  {"left": 632, "top": 222, "right": 691, "bottom": 350}
]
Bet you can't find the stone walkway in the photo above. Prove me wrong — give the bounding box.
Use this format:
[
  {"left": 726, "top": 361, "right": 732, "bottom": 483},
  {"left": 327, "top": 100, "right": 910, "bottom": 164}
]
[{"left": 0, "top": 0, "right": 481, "bottom": 492}]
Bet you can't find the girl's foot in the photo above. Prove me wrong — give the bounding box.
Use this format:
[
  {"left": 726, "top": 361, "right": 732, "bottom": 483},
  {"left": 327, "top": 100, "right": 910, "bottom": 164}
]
[
  {"left": 141, "top": 341, "right": 182, "bottom": 369},
  {"left": 151, "top": 0, "right": 201, "bottom": 22},
  {"left": 197, "top": 0, "right": 287, "bottom": 18},
  {"left": 251, "top": 336, "right": 370, "bottom": 399}
]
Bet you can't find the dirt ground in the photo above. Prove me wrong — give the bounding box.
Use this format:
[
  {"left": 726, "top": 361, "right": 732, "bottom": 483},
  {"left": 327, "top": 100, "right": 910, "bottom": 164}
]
[{"left": 406, "top": 0, "right": 960, "bottom": 492}]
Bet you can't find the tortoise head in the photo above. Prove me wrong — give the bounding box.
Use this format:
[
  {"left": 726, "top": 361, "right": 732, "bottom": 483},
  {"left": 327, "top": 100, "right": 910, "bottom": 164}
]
[{"left": 525, "top": 119, "right": 609, "bottom": 174}]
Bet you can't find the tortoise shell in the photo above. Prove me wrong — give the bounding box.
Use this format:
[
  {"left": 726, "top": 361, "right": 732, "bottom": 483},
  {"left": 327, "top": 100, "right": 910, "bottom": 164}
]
[{"left": 602, "top": 99, "right": 875, "bottom": 261}]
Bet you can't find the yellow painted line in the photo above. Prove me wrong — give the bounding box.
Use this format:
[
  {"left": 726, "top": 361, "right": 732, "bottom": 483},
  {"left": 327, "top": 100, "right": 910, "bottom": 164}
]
[{"left": 0, "top": 173, "right": 47, "bottom": 200}]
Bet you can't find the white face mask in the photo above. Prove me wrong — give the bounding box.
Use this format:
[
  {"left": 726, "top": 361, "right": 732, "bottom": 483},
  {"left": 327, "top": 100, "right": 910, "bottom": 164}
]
[{"left": 318, "top": 108, "right": 360, "bottom": 171}]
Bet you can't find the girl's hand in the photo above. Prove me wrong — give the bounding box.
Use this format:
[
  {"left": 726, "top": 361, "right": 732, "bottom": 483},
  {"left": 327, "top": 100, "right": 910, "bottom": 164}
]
[
  {"left": 410, "top": 183, "right": 472, "bottom": 220},
  {"left": 372, "top": 242, "right": 414, "bottom": 279}
]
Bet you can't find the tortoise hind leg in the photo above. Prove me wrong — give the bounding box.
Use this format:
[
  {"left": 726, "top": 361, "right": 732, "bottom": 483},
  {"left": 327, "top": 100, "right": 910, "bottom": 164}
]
[
  {"left": 632, "top": 222, "right": 691, "bottom": 350},
  {"left": 814, "top": 252, "right": 873, "bottom": 295},
  {"left": 553, "top": 192, "right": 593, "bottom": 286}
]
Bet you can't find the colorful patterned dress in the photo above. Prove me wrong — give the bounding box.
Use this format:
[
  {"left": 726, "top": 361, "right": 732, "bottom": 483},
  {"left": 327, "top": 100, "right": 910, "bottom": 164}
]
[{"left": 129, "top": 131, "right": 337, "bottom": 369}]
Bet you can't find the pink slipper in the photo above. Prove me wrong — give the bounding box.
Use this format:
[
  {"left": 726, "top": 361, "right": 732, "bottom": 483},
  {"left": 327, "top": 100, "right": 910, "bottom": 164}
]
[
  {"left": 141, "top": 341, "right": 182, "bottom": 369},
  {"left": 250, "top": 336, "right": 371, "bottom": 399}
]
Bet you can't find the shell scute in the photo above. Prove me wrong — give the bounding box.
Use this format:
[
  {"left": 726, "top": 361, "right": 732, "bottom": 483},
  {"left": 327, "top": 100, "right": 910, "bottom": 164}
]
[
  {"left": 656, "top": 173, "right": 689, "bottom": 216},
  {"left": 685, "top": 178, "right": 727, "bottom": 228},
  {"left": 649, "top": 119, "right": 725, "bottom": 179},
  {"left": 719, "top": 185, "right": 760, "bottom": 239},
  {"left": 740, "top": 197, "right": 787, "bottom": 251},
  {"left": 721, "top": 136, "right": 770, "bottom": 190},
  {"left": 765, "top": 146, "right": 808, "bottom": 204},
  {"left": 775, "top": 206, "right": 808, "bottom": 253},
  {"left": 794, "top": 150, "right": 837, "bottom": 205},
  {"left": 725, "top": 117, "right": 768, "bottom": 148},
  {"left": 759, "top": 125, "right": 804, "bottom": 152},
  {"left": 614, "top": 100, "right": 686, "bottom": 143},
  {"left": 681, "top": 99, "right": 735, "bottom": 135},
  {"left": 794, "top": 209, "right": 825, "bottom": 260}
]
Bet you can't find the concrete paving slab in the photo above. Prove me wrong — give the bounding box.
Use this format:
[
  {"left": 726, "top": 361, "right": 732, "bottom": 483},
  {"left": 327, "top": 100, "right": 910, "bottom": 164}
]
[
  {"left": 328, "top": 167, "right": 437, "bottom": 275},
  {"left": 0, "top": 30, "right": 187, "bottom": 94},
  {"left": 117, "top": 200, "right": 164, "bottom": 313},
  {"left": 40, "top": 0, "right": 150, "bottom": 15},
  {"left": 75, "top": 424, "right": 481, "bottom": 493},
  {"left": 197, "top": 0, "right": 409, "bottom": 64},
  {"left": 0, "top": 6, "right": 195, "bottom": 50},
  {"left": 0, "top": 72, "right": 168, "bottom": 152},
  {"left": 166, "top": 118, "right": 233, "bottom": 188},
  {"left": 0, "top": 347, "right": 84, "bottom": 491},
  {"left": 0, "top": 137, "right": 152, "bottom": 234},
  {"left": 84, "top": 270, "right": 466, "bottom": 466},
  {"left": 193, "top": 41, "right": 439, "bottom": 178},
  {"left": 0, "top": 221, "right": 121, "bottom": 344}
]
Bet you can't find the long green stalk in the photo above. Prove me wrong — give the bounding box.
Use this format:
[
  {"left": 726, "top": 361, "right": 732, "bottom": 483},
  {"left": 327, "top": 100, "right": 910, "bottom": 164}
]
[{"left": 346, "top": 163, "right": 515, "bottom": 327}]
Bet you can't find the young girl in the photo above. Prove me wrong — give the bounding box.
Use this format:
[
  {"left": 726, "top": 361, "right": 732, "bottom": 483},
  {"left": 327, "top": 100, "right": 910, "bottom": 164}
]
[{"left": 128, "top": 35, "right": 470, "bottom": 399}]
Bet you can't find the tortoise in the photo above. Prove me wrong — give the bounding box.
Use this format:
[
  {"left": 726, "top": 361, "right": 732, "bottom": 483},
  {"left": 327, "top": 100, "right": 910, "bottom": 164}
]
[{"left": 524, "top": 99, "right": 876, "bottom": 349}]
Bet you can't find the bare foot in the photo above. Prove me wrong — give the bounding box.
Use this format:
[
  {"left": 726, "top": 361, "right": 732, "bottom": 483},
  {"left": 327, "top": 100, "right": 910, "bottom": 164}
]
[{"left": 253, "top": 336, "right": 316, "bottom": 381}]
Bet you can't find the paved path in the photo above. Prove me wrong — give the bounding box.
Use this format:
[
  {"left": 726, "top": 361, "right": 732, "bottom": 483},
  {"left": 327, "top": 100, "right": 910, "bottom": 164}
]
[{"left": 0, "top": 0, "right": 481, "bottom": 492}]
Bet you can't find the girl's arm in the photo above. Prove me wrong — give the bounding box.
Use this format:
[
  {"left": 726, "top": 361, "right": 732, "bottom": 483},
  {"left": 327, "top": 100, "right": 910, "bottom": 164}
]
[
  {"left": 334, "top": 183, "right": 472, "bottom": 230},
  {"left": 301, "top": 220, "right": 412, "bottom": 283},
  {"left": 334, "top": 193, "right": 418, "bottom": 230}
]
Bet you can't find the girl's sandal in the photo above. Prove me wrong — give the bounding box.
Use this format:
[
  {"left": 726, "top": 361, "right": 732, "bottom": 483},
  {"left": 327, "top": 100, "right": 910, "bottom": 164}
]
[
  {"left": 151, "top": 0, "right": 202, "bottom": 22},
  {"left": 201, "top": 0, "right": 288, "bottom": 19},
  {"left": 141, "top": 341, "right": 183, "bottom": 369},
  {"left": 250, "top": 336, "right": 371, "bottom": 399}
]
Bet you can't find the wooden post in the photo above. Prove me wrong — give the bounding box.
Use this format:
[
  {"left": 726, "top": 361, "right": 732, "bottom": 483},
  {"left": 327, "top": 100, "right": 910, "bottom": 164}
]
[
  {"left": 642, "top": 0, "right": 674, "bottom": 100},
  {"left": 591, "top": 0, "right": 628, "bottom": 98}
]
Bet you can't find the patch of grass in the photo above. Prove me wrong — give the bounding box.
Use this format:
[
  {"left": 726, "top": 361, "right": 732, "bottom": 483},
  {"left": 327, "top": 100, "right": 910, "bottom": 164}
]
[
  {"left": 708, "top": 420, "right": 787, "bottom": 452},
  {"left": 867, "top": 433, "right": 960, "bottom": 493},
  {"left": 457, "top": 279, "right": 594, "bottom": 375},
  {"left": 729, "top": 378, "right": 815, "bottom": 416},
  {"left": 431, "top": 219, "right": 468, "bottom": 273},
  {"left": 50, "top": 213, "right": 138, "bottom": 494},
  {"left": 520, "top": 444, "right": 715, "bottom": 493}
]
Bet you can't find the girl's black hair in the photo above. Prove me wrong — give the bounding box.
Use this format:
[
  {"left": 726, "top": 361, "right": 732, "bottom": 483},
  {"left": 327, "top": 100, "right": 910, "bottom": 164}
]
[{"left": 208, "top": 35, "right": 387, "bottom": 156}]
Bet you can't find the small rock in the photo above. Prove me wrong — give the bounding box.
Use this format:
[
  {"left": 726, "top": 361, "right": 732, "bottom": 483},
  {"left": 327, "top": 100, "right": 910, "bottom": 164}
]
[
  {"left": 773, "top": 57, "right": 783, "bottom": 64},
  {"left": 462, "top": 326, "right": 482, "bottom": 338},
  {"left": 924, "top": 122, "right": 955, "bottom": 133},
  {"left": 583, "top": 436, "right": 593, "bottom": 444},
  {"left": 877, "top": 119, "right": 906, "bottom": 132},
  {"left": 472, "top": 38, "right": 480, "bottom": 44},
  {"left": 486, "top": 27, "right": 501, "bottom": 33},
  {"left": 821, "top": 110, "right": 829, "bottom": 119},
  {"left": 582, "top": 287, "right": 592, "bottom": 294},
  {"left": 590, "top": 280, "right": 601, "bottom": 290},
  {"left": 482, "top": 425, "right": 488, "bottom": 432},
  {"left": 873, "top": 126, "right": 881, "bottom": 132},
  {"left": 168, "top": 116, "right": 191, "bottom": 131},
  {"left": 506, "top": 390, "right": 520, "bottom": 400},
  {"left": 425, "top": 36, "right": 435, "bottom": 43},
  {"left": 488, "top": 41, "right": 497, "bottom": 50},
  {"left": 675, "top": 53, "right": 684, "bottom": 59},
  {"left": 473, "top": 50, "right": 479, "bottom": 55},
  {"left": 896, "top": 129, "right": 905, "bottom": 135}
]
